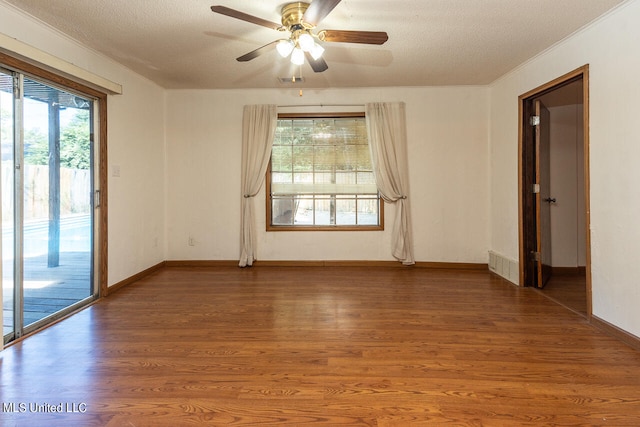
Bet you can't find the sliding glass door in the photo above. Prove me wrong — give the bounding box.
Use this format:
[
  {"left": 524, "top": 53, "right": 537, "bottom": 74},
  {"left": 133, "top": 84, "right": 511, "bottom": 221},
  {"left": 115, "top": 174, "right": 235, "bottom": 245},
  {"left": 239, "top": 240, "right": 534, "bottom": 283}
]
[
  {"left": 1, "top": 69, "right": 15, "bottom": 338},
  {"left": 2, "top": 68, "right": 97, "bottom": 343}
]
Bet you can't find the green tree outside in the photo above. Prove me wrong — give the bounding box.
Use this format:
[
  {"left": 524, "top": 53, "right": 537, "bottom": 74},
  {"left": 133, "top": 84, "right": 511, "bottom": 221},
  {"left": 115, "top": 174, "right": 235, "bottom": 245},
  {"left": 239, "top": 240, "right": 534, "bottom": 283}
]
[{"left": 24, "top": 109, "right": 90, "bottom": 169}]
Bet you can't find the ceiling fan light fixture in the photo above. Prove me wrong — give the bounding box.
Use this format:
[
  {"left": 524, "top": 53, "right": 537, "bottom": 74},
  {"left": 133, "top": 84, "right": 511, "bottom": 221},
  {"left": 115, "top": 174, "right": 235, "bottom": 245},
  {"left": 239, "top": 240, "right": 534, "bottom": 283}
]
[
  {"left": 298, "top": 32, "right": 315, "bottom": 52},
  {"left": 212, "top": 1, "right": 389, "bottom": 73},
  {"left": 310, "top": 43, "right": 325, "bottom": 60},
  {"left": 276, "top": 39, "right": 295, "bottom": 58},
  {"left": 291, "top": 47, "right": 305, "bottom": 65}
]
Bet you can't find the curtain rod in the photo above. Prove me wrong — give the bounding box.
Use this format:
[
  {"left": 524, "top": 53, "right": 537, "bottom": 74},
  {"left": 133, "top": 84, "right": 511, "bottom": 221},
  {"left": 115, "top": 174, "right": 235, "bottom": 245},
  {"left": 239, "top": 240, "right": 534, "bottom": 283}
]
[{"left": 277, "top": 103, "right": 365, "bottom": 108}]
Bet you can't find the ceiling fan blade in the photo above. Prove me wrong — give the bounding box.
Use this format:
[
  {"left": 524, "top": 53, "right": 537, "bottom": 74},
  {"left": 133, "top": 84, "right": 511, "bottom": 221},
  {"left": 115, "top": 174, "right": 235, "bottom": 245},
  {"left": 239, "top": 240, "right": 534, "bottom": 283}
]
[
  {"left": 302, "top": 0, "right": 342, "bottom": 26},
  {"left": 211, "top": 5, "right": 282, "bottom": 31},
  {"left": 236, "top": 40, "right": 278, "bottom": 62},
  {"left": 305, "top": 52, "right": 329, "bottom": 73},
  {"left": 320, "top": 30, "right": 389, "bottom": 45}
]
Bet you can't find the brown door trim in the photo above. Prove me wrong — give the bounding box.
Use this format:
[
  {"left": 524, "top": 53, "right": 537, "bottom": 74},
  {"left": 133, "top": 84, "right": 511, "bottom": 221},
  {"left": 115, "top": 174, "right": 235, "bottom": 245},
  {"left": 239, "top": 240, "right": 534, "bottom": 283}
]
[{"left": 518, "top": 65, "right": 591, "bottom": 316}]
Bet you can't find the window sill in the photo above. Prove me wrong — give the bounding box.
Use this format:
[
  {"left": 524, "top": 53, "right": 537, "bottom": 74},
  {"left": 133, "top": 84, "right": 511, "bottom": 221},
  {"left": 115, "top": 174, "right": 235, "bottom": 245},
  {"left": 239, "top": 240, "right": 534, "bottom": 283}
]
[{"left": 267, "top": 224, "right": 383, "bottom": 232}]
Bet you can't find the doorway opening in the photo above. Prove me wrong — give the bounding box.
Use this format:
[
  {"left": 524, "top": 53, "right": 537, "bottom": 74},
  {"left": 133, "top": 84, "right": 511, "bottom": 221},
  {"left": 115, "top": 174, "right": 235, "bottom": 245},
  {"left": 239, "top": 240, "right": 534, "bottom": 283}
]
[{"left": 518, "top": 65, "right": 591, "bottom": 317}]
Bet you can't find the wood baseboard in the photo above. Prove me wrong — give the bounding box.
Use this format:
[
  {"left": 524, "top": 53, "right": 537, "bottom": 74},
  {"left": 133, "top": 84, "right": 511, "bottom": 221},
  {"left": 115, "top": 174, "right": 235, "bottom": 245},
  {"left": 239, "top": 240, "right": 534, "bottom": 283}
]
[
  {"left": 256, "top": 260, "right": 404, "bottom": 268},
  {"left": 165, "top": 259, "right": 488, "bottom": 269},
  {"left": 590, "top": 315, "right": 640, "bottom": 351},
  {"left": 164, "top": 260, "right": 240, "bottom": 268},
  {"left": 414, "top": 261, "right": 488, "bottom": 270},
  {"left": 106, "top": 261, "right": 166, "bottom": 296}
]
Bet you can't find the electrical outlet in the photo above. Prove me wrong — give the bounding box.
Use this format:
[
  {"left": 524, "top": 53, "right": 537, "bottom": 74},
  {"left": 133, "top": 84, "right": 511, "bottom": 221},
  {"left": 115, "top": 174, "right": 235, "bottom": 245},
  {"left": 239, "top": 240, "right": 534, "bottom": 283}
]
[{"left": 188, "top": 236, "right": 195, "bottom": 246}]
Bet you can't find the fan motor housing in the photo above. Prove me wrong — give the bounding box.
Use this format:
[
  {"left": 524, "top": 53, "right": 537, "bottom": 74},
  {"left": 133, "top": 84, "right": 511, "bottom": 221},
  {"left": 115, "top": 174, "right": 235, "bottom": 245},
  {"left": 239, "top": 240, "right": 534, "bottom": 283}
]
[{"left": 281, "top": 2, "right": 312, "bottom": 29}]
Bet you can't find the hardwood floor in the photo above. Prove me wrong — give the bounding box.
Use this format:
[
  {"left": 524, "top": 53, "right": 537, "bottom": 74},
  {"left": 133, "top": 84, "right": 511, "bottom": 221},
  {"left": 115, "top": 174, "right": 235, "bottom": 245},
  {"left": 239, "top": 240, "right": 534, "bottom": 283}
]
[
  {"left": 537, "top": 272, "right": 587, "bottom": 317},
  {"left": 1, "top": 266, "right": 639, "bottom": 426}
]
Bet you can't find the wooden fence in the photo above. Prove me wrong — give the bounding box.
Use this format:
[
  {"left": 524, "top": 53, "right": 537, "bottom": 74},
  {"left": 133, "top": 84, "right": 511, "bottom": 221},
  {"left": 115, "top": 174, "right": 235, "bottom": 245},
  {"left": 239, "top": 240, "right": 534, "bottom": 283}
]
[{"left": 1, "top": 161, "right": 90, "bottom": 221}]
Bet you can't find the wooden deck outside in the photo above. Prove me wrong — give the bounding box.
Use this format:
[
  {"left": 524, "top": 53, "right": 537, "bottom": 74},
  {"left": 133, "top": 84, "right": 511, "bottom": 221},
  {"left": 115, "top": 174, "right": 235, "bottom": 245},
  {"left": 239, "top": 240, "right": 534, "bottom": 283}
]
[
  {"left": 3, "top": 251, "right": 92, "bottom": 335},
  {"left": 1, "top": 266, "right": 639, "bottom": 426}
]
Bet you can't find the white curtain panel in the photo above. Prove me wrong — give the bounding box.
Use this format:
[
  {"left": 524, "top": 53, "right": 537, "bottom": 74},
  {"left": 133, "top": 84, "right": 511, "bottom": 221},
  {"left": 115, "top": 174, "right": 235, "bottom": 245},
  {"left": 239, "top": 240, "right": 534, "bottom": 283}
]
[
  {"left": 365, "top": 102, "right": 415, "bottom": 265},
  {"left": 239, "top": 104, "right": 277, "bottom": 267}
]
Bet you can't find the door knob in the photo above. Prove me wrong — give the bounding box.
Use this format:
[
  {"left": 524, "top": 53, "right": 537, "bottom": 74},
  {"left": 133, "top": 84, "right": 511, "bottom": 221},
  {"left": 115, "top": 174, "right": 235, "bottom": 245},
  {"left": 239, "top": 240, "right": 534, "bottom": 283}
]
[{"left": 544, "top": 197, "right": 556, "bottom": 203}]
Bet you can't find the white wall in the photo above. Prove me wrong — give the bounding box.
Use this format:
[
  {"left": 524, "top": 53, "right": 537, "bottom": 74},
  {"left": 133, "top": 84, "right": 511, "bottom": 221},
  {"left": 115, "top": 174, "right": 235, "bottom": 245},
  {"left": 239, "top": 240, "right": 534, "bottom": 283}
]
[
  {"left": 165, "top": 86, "right": 490, "bottom": 263},
  {"left": 489, "top": 0, "right": 640, "bottom": 336},
  {"left": 0, "top": 1, "right": 167, "bottom": 286}
]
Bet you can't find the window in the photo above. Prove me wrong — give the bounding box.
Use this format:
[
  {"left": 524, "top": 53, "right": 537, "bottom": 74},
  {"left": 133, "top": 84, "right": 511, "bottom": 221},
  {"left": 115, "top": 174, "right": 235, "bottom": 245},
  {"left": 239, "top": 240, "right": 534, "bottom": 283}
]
[{"left": 267, "top": 113, "right": 382, "bottom": 230}]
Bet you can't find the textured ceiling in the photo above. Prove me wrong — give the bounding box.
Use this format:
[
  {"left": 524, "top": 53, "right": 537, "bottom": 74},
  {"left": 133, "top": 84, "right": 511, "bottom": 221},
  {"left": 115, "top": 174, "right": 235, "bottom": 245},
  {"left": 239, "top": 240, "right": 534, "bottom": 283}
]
[{"left": 1, "top": 0, "right": 627, "bottom": 89}]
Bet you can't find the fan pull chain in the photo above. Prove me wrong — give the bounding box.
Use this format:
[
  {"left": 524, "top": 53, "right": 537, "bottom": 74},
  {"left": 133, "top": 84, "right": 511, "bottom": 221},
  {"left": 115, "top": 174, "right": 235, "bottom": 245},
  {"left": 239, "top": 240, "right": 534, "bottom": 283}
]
[{"left": 298, "top": 65, "right": 303, "bottom": 96}]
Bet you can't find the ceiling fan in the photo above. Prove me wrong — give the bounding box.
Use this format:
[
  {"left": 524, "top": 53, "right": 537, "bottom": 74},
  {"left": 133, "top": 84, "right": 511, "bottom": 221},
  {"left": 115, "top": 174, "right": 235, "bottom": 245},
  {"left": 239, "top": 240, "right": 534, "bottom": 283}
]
[{"left": 211, "top": 0, "right": 388, "bottom": 73}]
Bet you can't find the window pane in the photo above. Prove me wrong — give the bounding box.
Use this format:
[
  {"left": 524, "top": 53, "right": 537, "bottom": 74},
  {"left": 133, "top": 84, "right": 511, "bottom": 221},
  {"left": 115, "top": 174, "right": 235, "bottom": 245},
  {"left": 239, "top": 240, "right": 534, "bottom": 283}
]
[
  {"left": 293, "top": 172, "right": 312, "bottom": 185},
  {"left": 337, "top": 145, "right": 356, "bottom": 171},
  {"left": 357, "top": 196, "right": 379, "bottom": 225},
  {"left": 314, "top": 197, "right": 332, "bottom": 225},
  {"left": 314, "top": 146, "right": 335, "bottom": 171},
  {"left": 315, "top": 172, "right": 333, "bottom": 185},
  {"left": 272, "top": 172, "right": 292, "bottom": 185},
  {"left": 272, "top": 198, "right": 295, "bottom": 225},
  {"left": 294, "top": 196, "right": 314, "bottom": 224},
  {"left": 292, "top": 146, "right": 313, "bottom": 171},
  {"left": 357, "top": 171, "right": 375, "bottom": 185},
  {"left": 271, "top": 146, "right": 292, "bottom": 172},
  {"left": 336, "top": 198, "right": 356, "bottom": 225},
  {"left": 357, "top": 145, "right": 372, "bottom": 169},
  {"left": 336, "top": 172, "right": 356, "bottom": 185},
  {"left": 335, "top": 119, "right": 366, "bottom": 145},
  {"left": 275, "top": 120, "right": 294, "bottom": 145},
  {"left": 313, "top": 119, "right": 334, "bottom": 141},
  {"left": 292, "top": 120, "right": 314, "bottom": 144}
]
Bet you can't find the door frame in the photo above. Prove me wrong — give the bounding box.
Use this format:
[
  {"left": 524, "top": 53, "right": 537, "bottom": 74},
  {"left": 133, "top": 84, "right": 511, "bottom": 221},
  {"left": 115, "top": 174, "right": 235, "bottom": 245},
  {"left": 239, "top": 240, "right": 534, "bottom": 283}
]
[{"left": 518, "top": 65, "right": 591, "bottom": 316}]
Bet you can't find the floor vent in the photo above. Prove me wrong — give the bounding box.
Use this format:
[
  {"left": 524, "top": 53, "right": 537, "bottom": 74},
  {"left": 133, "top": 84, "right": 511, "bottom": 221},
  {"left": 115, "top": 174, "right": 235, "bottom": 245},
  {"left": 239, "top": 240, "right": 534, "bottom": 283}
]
[{"left": 488, "top": 251, "right": 519, "bottom": 285}]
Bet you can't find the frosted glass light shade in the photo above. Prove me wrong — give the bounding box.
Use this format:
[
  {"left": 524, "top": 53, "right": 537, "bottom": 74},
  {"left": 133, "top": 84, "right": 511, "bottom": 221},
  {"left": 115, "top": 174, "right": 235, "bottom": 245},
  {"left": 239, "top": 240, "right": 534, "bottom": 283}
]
[
  {"left": 276, "top": 40, "right": 294, "bottom": 57},
  {"left": 298, "top": 33, "right": 315, "bottom": 52},
  {"left": 291, "top": 47, "right": 305, "bottom": 65}
]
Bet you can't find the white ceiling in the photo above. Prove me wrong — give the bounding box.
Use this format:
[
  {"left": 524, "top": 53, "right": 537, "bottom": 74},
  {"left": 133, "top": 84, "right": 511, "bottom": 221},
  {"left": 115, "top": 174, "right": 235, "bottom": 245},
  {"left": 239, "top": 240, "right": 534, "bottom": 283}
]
[{"left": 2, "top": 0, "right": 626, "bottom": 89}]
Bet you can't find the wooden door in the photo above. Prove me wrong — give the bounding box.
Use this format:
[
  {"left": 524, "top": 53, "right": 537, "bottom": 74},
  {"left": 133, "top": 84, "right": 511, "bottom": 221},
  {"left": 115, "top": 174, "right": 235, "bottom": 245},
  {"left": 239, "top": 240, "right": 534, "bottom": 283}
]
[{"left": 535, "top": 99, "right": 552, "bottom": 288}]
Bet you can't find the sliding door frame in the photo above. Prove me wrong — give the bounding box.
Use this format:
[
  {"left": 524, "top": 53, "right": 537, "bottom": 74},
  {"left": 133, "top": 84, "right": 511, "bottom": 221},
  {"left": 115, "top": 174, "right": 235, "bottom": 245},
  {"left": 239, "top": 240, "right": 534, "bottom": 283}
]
[{"left": 1, "top": 51, "right": 108, "bottom": 343}]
